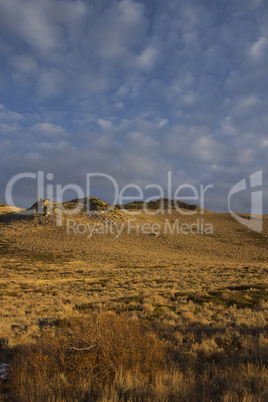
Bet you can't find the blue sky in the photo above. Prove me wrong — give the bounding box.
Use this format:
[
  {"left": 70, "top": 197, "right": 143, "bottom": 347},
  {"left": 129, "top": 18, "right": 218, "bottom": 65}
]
[{"left": 0, "top": 0, "right": 267, "bottom": 212}]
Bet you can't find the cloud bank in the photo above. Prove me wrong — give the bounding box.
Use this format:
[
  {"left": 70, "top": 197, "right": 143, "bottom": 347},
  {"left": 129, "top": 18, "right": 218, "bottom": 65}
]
[{"left": 0, "top": 0, "right": 267, "bottom": 212}]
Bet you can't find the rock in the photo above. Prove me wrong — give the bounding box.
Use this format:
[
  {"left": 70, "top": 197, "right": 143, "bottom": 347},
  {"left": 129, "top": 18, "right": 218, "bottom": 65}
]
[
  {"left": 28, "top": 198, "right": 56, "bottom": 215},
  {"left": 0, "top": 363, "right": 9, "bottom": 381}
]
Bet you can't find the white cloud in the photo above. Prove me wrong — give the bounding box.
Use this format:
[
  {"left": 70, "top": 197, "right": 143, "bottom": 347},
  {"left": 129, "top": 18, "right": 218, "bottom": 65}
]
[
  {"left": 25, "top": 152, "right": 41, "bottom": 162},
  {"left": 0, "top": 104, "right": 24, "bottom": 122},
  {"left": 221, "top": 117, "right": 237, "bottom": 136},
  {"left": 128, "top": 131, "right": 158, "bottom": 152},
  {"left": 250, "top": 36, "right": 268, "bottom": 59},
  {"left": 0, "top": 0, "right": 61, "bottom": 53},
  {"left": 9, "top": 54, "right": 39, "bottom": 76},
  {"left": 234, "top": 96, "right": 260, "bottom": 115},
  {"left": 262, "top": 138, "right": 268, "bottom": 148},
  {"left": 158, "top": 119, "right": 168, "bottom": 127},
  {"left": 88, "top": 0, "right": 146, "bottom": 62},
  {"left": 0, "top": 0, "right": 87, "bottom": 53},
  {"left": 36, "top": 141, "right": 70, "bottom": 152},
  {"left": 97, "top": 119, "right": 113, "bottom": 130},
  {"left": 136, "top": 46, "right": 158, "bottom": 72},
  {"left": 193, "top": 136, "right": 221, "bottom": 163},
  {"left": 117, "top": 84, "right": 130, "bottom": 98},
  {"left": 115, "top": 102, "right": 125, "bottom": 109},
  {"left": 0, "top": 123, "right": 21, "bottom": 134},
  {"left": 36, "top": 68, "right": 68, "bottom": 100},
  {"left": 31, "top": 123, "right": 66, "bottom": 136},
  {"left": 181, "top": 91, "right": 197, "bottom": 105}
]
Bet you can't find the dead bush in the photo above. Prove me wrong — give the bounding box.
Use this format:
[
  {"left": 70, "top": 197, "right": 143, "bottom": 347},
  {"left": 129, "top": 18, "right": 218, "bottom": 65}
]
[{"left": 8, "top": 311, "right": 165, "bottom": 401}]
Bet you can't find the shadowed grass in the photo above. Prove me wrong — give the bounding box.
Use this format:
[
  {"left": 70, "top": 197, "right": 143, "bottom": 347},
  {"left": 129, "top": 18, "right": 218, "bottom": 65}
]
[{"left": 3, "top": 311, "right": 268, "bottom": 401}]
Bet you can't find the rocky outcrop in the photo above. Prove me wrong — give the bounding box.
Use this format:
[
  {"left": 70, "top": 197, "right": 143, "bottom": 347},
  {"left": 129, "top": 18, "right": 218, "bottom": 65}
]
[
  {"left": 118, "top": 198, "right": 200, "bottom": 211},
  {"left": 63, "top": 197, "right": 111, "bottom": 212},
  {"left": 28, "top": 198, "right": 56, "bottom": 215},
  {"left": 27, "top": 196, "right": 199, "bottom": 216}
]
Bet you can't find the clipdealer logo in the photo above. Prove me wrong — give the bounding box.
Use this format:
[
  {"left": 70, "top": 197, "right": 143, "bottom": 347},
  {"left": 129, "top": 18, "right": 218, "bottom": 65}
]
[
  {"left": 5, "top": 171, "right": 213, "bottom": 226},
  {"left": 228, "top": 170, "right": 263, "bottom": 233},
  {"left": 66, "top": 217, "right": 213, "bottom": 238}
]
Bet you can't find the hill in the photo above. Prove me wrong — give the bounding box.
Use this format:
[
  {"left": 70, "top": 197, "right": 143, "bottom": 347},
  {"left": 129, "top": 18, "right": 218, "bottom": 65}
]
[
  {"left": 25, "top": 196, "right": 200, "bottom": 216},
  {"left": 0, "top": 197, "right": 267, "bottom": 400}
]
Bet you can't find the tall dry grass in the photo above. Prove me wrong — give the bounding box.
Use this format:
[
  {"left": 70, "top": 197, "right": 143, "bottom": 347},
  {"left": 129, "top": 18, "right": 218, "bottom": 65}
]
[
  {"left": 2, "top": 310, "right": 268, "bottom": 401},
  {"left": 8, "top": 312, "right": 164, "bottom": 401}
]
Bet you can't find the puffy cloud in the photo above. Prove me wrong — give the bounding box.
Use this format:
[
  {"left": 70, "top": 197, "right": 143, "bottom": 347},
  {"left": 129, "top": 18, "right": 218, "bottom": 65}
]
[
  {"left": 135, "top": 46, "right": 159, "bottom": 72},
  {"left": 31, "top": 123, "right": 66, "bottom": 136},
  {"left": 0, "top": 104, "right": 24, "bottom": 122},
  {"left": 97, "top": 119, "right": 113, "bottom": 130},
  {"left": 249, "top": 36, "right": 268, "bottom": 59},
  {"left": 0, "top": 0, "right": 86, "bottom": 53}
]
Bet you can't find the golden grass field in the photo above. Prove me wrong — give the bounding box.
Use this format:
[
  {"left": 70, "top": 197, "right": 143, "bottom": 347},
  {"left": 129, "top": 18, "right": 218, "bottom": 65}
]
[{"left": 0, "top": 202, "right": 267, "bottom": 401}]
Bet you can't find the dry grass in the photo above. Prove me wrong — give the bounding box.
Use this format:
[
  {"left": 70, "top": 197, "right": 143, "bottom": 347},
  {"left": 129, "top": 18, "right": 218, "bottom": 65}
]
[
  {"left": 5, "top": 312, "right": 268, "bottom": 401},
  {"left": 8, "top": 312, "right": 164, "bottom": 401},
  {"left": 0, "top": 207, "right": 267, "bottom": 400}
]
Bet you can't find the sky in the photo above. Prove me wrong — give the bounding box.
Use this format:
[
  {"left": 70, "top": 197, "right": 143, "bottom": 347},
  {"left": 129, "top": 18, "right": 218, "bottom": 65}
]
[{"left": 0, "top": 0, "right": 267, "bottom": 213}]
